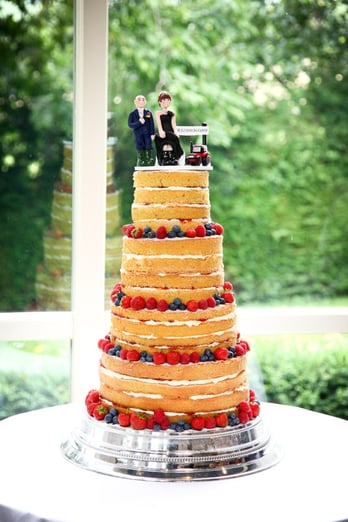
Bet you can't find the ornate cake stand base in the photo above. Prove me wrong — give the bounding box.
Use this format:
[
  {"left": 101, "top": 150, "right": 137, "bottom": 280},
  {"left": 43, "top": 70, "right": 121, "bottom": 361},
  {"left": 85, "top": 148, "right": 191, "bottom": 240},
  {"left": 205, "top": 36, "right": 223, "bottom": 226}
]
[{"left": 61, "top": 412, "right": 281, "bottom": 481}]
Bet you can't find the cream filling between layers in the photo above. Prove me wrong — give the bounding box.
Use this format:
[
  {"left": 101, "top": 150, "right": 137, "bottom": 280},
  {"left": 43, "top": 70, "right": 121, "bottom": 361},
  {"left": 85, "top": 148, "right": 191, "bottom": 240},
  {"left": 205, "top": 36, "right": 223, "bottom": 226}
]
[
  {"left": 111, "top": 310, "right": 236, "bottom": 328},
  {"left": 123, "top": 386, "right": 248, "bottom": 400},
  {"left": 100, "top": 366, "right": 240, "bottom": 386}
]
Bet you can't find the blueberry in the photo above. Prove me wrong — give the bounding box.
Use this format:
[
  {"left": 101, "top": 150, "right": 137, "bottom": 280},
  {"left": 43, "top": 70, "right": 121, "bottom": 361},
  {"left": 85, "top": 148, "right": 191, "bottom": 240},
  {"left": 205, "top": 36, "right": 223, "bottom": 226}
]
[
  {"left": 112, "top": 416, "right": 119, "bottom": 425},
  {"left": 144, "top": 226, "right": 152, "bottom": 234},
  {"left": 200, "top": 354, "right": 208, "bottom": 362},
  {"left": 153, "top": 424, "right": 161, "bottom": 431},
  {"left": 172, "top": 225, "right": 181, "bottom": 234},
  {"left": 169, "top": 303, "right": 177, "bottom": 310},
  {"left": 109, "top": 408, "right": 118, "bottom": 416},
  {"left": 184, "top": 422, "right": 191, "bottom": 430},
  {"left": 175, "top": 424, "right": 184, "bottom": 432},
  {"left": 177, "top": 231, "right": 185, "bottom": 237},
  {"left": 146, "top": 354, "right": 153, "bottom": 362},
  {"left": 148, "top": 231, "right": 156, "bottom": 238},
  {"left": 228, "top": 414, "right": 240, "bottom": 426},
  {"left": 104, "top": 413, "right": 113, "bottom": 423},
  {"left": 173, "top": 298, "right": 182, "bottom": 306}
]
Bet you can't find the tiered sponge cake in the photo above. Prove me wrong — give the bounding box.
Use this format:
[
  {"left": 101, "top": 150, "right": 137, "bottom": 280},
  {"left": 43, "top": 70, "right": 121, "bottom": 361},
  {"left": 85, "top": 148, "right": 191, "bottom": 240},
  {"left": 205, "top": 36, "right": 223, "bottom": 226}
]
[
  {"left": 36, "top": 140, "right": 122, "bottom": 310},
  {"left": 88, "top": 167, "right": 260, "bottom": 430}
]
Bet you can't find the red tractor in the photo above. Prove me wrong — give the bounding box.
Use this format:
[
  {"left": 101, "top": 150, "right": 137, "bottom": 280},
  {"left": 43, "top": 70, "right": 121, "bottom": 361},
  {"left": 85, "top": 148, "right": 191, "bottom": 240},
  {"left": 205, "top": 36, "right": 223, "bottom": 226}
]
[{"left": 185, "top": 142, "right": 211, "bottom": 166}]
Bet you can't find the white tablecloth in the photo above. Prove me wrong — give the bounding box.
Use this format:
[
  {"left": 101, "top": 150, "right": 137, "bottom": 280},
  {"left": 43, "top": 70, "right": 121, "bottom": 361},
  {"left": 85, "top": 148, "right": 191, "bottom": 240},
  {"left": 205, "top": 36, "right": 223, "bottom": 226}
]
[{"left": 0, "top": 402, "right": 347, "bottom": 522}]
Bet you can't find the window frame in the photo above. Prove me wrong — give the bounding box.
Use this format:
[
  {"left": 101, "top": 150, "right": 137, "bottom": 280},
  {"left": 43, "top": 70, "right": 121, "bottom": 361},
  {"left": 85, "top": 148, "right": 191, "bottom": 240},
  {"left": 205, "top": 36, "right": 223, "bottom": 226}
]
[{"left": 0, "top": 0, "right": 347, "bottom": 402}]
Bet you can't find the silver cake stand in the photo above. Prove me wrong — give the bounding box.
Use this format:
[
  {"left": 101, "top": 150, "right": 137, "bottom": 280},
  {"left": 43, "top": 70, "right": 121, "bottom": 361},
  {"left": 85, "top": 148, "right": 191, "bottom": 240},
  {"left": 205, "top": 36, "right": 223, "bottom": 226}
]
[{"left": 61, "top": 411, "right": 281, "bottom": 481}]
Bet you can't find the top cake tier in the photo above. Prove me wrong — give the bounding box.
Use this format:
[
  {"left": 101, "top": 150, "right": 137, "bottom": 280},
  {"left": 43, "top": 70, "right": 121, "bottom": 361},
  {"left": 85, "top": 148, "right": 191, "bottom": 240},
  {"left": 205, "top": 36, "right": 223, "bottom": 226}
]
[{"left": 131, "top": 169, "right": 211, "bottom": 231}]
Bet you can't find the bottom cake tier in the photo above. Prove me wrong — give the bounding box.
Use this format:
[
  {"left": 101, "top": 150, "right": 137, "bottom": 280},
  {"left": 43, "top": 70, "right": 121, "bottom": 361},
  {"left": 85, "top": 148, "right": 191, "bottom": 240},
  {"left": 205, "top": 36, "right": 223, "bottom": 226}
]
[{"left": 61, "top": 409, "right": 281, "bottom": 481}]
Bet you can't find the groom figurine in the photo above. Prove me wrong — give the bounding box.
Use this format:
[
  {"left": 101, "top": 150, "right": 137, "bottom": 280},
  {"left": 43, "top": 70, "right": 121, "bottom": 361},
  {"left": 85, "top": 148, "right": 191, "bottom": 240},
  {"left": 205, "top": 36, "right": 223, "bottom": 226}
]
[{"left": 128, "top": 94, "right": 155, "bottom": 166}]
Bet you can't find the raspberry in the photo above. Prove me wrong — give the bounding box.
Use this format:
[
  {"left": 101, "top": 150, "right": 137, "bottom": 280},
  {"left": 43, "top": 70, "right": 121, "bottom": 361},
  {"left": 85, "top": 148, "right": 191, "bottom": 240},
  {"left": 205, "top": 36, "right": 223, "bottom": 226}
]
[
  {"left": 180, "top": 353, "right": 191, "bottom": 365},
  {"left": 131, "top": 295, "right": 146, "bottom": 310},
  {"left": 215, "top": 413, "right": 228, "bottom": 427},
  {"left": 250, "top": 402, "right": 260, "bottom": 418},
  {"left": 214, "top": 347, "right": 229, "bottom": 360},
  {"left": 207, "top": 296, "right": 216, "bottom": 307},
  {"left": 157, "top": 299, "right": 168, "bottom": 311},
  {"left": 167, "top": 351, "right": 180, "bottom": 365},
  {"left": 238, "top": 411, "right": 251, "bottom": 424},
  {"left": 120, "top": 348, "right": 128, "bottom": 360},
  {"left": 153, "top": 409, "right": 167, "bottom": 424},
  {"left": 121, "top": 295, "right": 132, "bottom": 308},
  {"left": 212, "top": 222, "right": 224, "bottom": 235},
  {"left": 185, "top": 228, "right": 197, "bottom": 238},
  {"left": 146, "top": 416, "right": 156, "bottom": 429},
  {"left": 222, "top": 292, "right": 234, "bottom": 303},
  {"left": 239, "top": 340, "right": 250, "bottom": 352},
  {"left": 190, "top": 351, "right": 200, "bottom": 363},
  {"left": 127, "top": 349, "right": 140, "bottom": 361},
  {"left": 146, "top": 297, "right": 157, "bottom": 309},
  {"left": 204, "top": 417, "right": 217, "bottom": 429},
  {"left": 195, "top": 224, "right": 206, "bottom": 237},
  {"left": 223, "top": 281, "right": 233, "bottom": 290},
  {"left": 122, "top": 224, "right": 130, "bottom": 234},
  {"left": 160, "top": 417, "right": 170, "bottom": 430},
  {"left": 186, "top": 299, "right": 198, "bottom": 312},
  {"left": 130, "top": 412, "right": 147, "bottom": 430},
  {"left": 103, "top": 342, "right": 114, "bottom": 353},
  {"left": 156, "top": 226, "right": 167, "bottom": 239},
  {"left": 239, "top": 400, "right": 252, "bottom": 413},
  {"left": 153, "top": 352, "right": 166, "bottom": 364},
  {"left": 118, "top": 413, "right": 131, "bottom": 427},
  {"left": 85, "top": 390, "right": 100, "bottom": 405},
  {"left": 97, "top": 338, "right": 109, "bottom": 350},
  {"left": 191, "top": 417, "right": 205, "bottom": 430},
  {"left": 249, "top": 389, "right": 256, "bottom": 401},
  {"left": 87, "top": 401, "right": 100, "bottom": 416},
  {"left": 235, "top": 344, "right": 246, "bottom": 356},
  {"left": 198, "top": 298, "right": 208, "bottom": 310}
]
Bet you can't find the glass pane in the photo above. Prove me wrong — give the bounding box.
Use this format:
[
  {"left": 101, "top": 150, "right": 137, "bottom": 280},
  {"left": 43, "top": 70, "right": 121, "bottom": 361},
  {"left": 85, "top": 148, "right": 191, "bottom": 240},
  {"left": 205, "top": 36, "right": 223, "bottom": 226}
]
[
  {"left": 0, "top": 1, "right": 74, "bottom": 312},
  {"left": 107, "top": 1, "right": 348, "bottom": 307},
  {"left": 0, "top": 339, "right": 70, "bottom": 420}
]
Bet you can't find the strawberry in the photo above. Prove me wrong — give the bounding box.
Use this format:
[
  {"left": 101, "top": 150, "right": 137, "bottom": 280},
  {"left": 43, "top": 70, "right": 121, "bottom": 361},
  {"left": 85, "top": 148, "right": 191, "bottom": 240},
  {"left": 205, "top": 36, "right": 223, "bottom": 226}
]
[
  {"left": 190, "top": 351, "right": 200, "bottom": 363},
  {"left": 127, "top": 349, "right": 140, "bottom": 361},
  {"left": 126, "top": 224, "right": 135, "bottom": 237},
  {"left": 222, "top": 292, "right": 234, "bottom": 303},
  {"left": 146, "top": 297, "right": 157, "bottom": 309},
  {"left": 157, "top": 299, "right": 168, "bottom": 311},
  {"left": 195, "top": 224, "right": 206, "bottom": 237},
  {"left": 85, "top": 389, "right": 100, "bottom": 405},
  {"left": 214, "top": 347, "right": 229, "bottom": 360},
  {"left": 93, "top": 404, "right": 109, "bottom": 421},
  {"left": 186, "top": 299, "right": 198, "bottom": 312},
  {"left": 207, "top": 296, "right": 216, "bottom": 307},
  {"left": 121, "top": 295, "right": 132, "bottom": 308},
  {"left": 250, "top": 402, "right": 260, "bottom": 418},
  {"left": 204, "top": 416, "right": 217, "bottom": 429},
  {"left": 235, "top": 344, "right": 246, "bottom": 356},
  {"left": 215, "top": 413, "right": 228, "bottom": 427},
  {"left": 223, "top": 281, "right": 233, "bottom": 290},
  {"left": 198, "top": 298, "right": 208, "bottom": 310},
  {"left": 180, "top": 353, "right": 191, "bottom": 365},
  {"left": 118, "top": 412, "right": 131, "bottom": 427},
  {"left": 167, "top": 351, "right": 180, "bottom": 365},
  {"left": 153, "top": 409, "right": 167, "bottom": 424},
  {"left": 185, "top": 228, "right": 197, "bottom": 238},
  {"left": 153, "top": 352, "right": 166, "bottom": 365},
  {"left": 191, "top": 417, "right": 205, "bottom": 431},
  {"left": 130, "top": 227, "right": 143, "bottom": 239},
  {"left": 212, "top": 222, "right": 224, "bottom": 235},
  {"left": 131, "top": 295, "right": 146, "bottom": 310},
  {"left": 130, "top": 412, "right": 147, "bottom": 430},
  {"left": 156, "top": 226, "right": 167, "bottom": 239}
]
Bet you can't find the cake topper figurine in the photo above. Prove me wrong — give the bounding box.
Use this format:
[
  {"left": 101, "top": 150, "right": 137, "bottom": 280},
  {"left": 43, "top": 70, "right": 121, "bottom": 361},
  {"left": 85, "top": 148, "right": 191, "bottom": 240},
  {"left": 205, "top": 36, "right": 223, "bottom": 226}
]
[
  {"left": 154, "top": 91, "right": 184, "bottom": 166},
  {"left": 128, "top": 94, "right": 155, "bottom": 166}
]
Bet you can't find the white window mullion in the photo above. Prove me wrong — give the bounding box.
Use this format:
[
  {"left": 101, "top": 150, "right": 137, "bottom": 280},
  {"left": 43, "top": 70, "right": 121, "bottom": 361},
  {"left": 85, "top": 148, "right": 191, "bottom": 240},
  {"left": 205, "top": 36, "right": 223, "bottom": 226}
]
[{"left": 71, "top": 0, "right": 109, "bottom": 401}]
